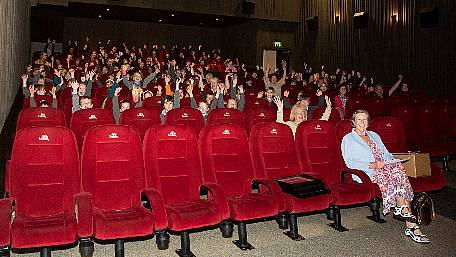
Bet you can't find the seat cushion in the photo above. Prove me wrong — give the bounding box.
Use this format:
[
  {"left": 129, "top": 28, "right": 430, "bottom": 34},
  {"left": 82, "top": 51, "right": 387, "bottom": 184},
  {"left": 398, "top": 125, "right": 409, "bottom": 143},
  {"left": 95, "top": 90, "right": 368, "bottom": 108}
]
[
  {"left": 227, "top": 193, "right": 279, "bottom": 221},
  {"left": 93, "top": 206, "right": 154, "bottom": 240},
  {"left": 166, "top": 199, "right": 222, "bottom": 231},
  {"left": 12, "top": 212, "right": 77, "bottom": 248},
  {"left": 409, "top": 165, "right": 446, "bottom": 193},
  {"left": 284, "top": 193, "right": 331, "bottom": 213},
  {"left": 330, "top": 182, "right": 372, "bottom": 206}
]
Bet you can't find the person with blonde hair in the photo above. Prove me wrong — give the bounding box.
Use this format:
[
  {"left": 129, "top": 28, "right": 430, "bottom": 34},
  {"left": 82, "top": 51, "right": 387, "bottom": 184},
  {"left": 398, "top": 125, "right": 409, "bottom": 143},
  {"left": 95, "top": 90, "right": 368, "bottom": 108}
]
[{"left": 274, "top": 95, "right": 331, "bottom": 136}]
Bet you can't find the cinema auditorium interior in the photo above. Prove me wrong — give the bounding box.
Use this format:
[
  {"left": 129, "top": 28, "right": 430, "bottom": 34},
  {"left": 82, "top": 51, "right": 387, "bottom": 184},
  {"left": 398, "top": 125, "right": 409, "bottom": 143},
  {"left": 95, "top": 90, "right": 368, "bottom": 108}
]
[{"left": 0, "top": 0, "right": 455, "bottom": 256}]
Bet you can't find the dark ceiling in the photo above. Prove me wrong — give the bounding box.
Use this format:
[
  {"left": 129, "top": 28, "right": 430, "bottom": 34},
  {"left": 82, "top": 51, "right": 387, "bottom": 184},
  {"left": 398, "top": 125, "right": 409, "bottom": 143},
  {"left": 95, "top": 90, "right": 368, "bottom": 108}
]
[{"left": 33, "top": 2, "right": 254, "bottom": 28}]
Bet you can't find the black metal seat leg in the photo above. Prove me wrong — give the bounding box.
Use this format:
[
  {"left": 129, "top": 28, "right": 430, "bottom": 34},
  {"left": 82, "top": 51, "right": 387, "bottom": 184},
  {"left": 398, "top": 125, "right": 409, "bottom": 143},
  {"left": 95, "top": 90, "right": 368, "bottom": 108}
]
[
  {"left": 176, "top": 231, "right": 195, "bottom": 257},
  {"left": 115, "top": 240, "right": 124, "bottom": 257},
  {"left": 283, "top": 213, "right": 304, "bottom": 241},
  {"left": 328, "top": 204, "right": 349, "bottom": 232},
  {"left": 220, "top": 219, "right": 234, "bottom": 238},
  {"left": 443, "top": 156, "right": 450, "bottom": 172},
  {"left": 79, "top": 237, "right": 94, "bottom": 257},
  {"left": 233, "top": 221, "right": 254, "bottom": 250},
  {"left": 40, "top": 248, "right": 51, "bottom": 257},
  {"left": 276, "top": 212, "right": 289, "bottom": 229},
  {"left": 367, "top": 197, "right": 386, "bottom": 223},
  {"left": 0, "top": 246, "right": 10, "bottom": 257},
  {"left": 156, "top": 229, "right": 170, "bottom": 250}
]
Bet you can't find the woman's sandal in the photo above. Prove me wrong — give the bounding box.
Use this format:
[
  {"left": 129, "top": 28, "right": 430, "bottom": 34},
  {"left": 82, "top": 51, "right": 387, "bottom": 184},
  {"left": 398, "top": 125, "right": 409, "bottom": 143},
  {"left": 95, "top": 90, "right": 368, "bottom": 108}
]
[
  {"left": 405, "top": 226, "right": 431, "bottom": 244},
  {"left": 393, "top": 206, "right": 417, "bottom": 223}
]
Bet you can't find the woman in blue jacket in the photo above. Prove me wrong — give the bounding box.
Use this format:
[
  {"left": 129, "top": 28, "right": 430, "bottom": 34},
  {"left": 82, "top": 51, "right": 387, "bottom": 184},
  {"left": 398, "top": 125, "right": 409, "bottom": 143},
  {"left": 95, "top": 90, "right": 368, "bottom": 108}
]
[{"left": 341, "top": 109, "right": 430, "bottom": 244}]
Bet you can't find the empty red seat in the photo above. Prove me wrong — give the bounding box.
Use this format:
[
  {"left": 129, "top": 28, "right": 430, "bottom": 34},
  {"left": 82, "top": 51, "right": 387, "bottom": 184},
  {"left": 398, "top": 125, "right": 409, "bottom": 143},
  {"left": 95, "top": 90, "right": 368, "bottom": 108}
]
[
  {"left": 143, "top": 125, "right": 229, "bottom": 256},
  {"left": 206, "top": 108, "right": 243, "bottom": 126},
  {"left": 0, "top": 127, "right": 93, "bottom": 257},
  {"left": 367, "top": 97, "right": 388, "bottom": 118},
  {"left": 69, "top": 108, "right": 115, "bottom": 151},
  {"left": 165, "top": 107, "right": 205, "bottom": 136},
  {"left": 391, "top": 105, "right": 420, "bottom": 151},
  {"left": 16, "top": 107, "right": 66, "bottom": 132},
  {"left": 119, "top": 107, "right": 161, "bottom": 140},
  {"left": 249, "top": 122, "right": 332, "bottom": 240},
  {"left": 199, "top": 124, "right": 283, "bottom": 249},
  {"left": 296, "top": 120, "right": 378, "bottom": 230},
  {"left": 80, "top": 125, "right": 169, "bottom": 256},
  {"left": 370, "top": 117, "right": 446, "bottom": 192},
  {"left": 345, "top": 97, "right": 367, "bottom": 118},
  {"left": 142, "top": 96, "right": 163, "bottom": 109},
  {"left": 243, "top": 107, "right": 276, "bottom": 135}
]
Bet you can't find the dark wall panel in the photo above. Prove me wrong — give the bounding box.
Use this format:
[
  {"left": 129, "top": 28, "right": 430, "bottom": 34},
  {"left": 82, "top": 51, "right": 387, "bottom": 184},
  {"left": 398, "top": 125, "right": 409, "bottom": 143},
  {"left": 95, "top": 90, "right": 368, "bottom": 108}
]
[{"left": 298, "top": 0, "right": 456, "bottom": 95}]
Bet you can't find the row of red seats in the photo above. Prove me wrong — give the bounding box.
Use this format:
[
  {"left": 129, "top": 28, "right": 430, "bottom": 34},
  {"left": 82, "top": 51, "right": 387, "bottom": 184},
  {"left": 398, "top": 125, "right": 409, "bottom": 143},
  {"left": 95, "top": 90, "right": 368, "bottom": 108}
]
[{"left": 3, "top": 121, "right": 390, "bottom": 257}]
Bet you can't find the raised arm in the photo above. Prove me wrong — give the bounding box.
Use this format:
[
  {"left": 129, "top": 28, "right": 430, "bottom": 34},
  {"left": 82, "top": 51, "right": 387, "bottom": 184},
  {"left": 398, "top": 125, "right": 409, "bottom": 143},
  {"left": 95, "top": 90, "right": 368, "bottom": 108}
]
[{"left": 388, "top": 74, "right": 403, "bottom": 96}]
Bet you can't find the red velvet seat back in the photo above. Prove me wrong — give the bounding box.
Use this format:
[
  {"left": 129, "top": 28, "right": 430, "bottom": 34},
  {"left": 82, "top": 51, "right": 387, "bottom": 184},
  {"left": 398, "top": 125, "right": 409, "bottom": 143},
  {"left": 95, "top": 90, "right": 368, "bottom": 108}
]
[
  {"left": 143, "top": 125, "right": 202, "bottom": 205},
  {"left": 311, "top": 107, "right": 342, "bottom": 122},
  {"left": 439, "top": 104, "right": 456, "bottom": 137},
  {"left": 345, "top": 97, "right": 367, "bottom": 118},
  {"left": 243, "top": 107, "right": 276, "bottom": 134},
  {"left": 206, "top": 108, "right": 243, "bottom": 126},
  {"left": 418, "top": 104, "right": 440, "bottom": 140},
  {"left": 70, "top": 108, "right": 115, "bottom": 150},
  {"left": 335, "top": 119, "right": 352, "bottom": 145},
  {"left": 16, "top": 107, "right": 66, "bottom": 132},
  {"left": 198, "top": 124, "right": 253, "bottom": 197},
  {"left": 120, "top": 107, "right": 161, "bottom": 139},
  {"left": 367, "top": 97, "right": 388, "bottom": 118},
  {"left": 295, "top": 120, "right": 342, "bottom": 186},
  {"left": 165, "top": 107, "right": 204, "bottom": 136},
  {"left": 23, "top": 95, "right": 54, "bottom": 109},
  {"left": 391, "top": 105, "right": 420, "bottom": 150},
  {"left": 10, "top": 127, "right": 79, "bottom": 217},
  {"left": 142, "top": 96, "right": 163, "bottom": 109},
  {"left": 244, "top": 98, "right": 269, "bottom": 110},
  {"left": 81, "top": 125, "right": 144, "bottom": 211},
  {"left": 370, "top": 117, "right": 407, "bottom": 153},
  {"left": 249, "top": 122, "right": 300, "bottom": 179}
]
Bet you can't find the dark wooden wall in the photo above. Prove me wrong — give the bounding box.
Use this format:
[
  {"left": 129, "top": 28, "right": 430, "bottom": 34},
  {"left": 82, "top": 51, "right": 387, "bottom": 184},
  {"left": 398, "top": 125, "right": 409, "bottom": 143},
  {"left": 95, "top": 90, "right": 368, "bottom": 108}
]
[{"left": 297, "top": 0, "right": 456, "bottom": 95}]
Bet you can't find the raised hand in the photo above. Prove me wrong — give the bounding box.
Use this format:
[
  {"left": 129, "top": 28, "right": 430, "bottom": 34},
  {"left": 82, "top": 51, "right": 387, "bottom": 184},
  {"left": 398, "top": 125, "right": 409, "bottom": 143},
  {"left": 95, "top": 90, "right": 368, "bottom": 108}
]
[
  {"left": 273, "top": 96, "right": 283, "bottom": 110},
  {"left": 257, "top": 91, "right": 264, "bottom": 98},
  {"left": 187, "top": 86, "right": 193, "bottom": 97},
  {"left": 283, "top": 90, "right": 289, "bottom": 98},
  {"left": 114, "top": 87, "right": 122, "bottom": 96},
  {"left": 232, "top": 75, "right": 238, "bottom": 86},
  {"left": 316, "top": 89, "right": 323, "bottom": 97},
  {"left": 325, "top": 95, "right": 331, "bottom": 107},
  {"left": 238, "top": 84, "right": 244, "bottom": 94},
  {"left": 165, "top": 75, "right": 171, "bottom": 85},
  {"left": 50, "top": 86, "right": 57, "bottom": 98},
  {"left": 21, "top": 74, "right": 28, "bottom": 82},
  {"left": 70, "top": 80, "right": 79, "bottom": 93},
  {"left": 29, "top": 85, "right": 35, "bottom": 95}
]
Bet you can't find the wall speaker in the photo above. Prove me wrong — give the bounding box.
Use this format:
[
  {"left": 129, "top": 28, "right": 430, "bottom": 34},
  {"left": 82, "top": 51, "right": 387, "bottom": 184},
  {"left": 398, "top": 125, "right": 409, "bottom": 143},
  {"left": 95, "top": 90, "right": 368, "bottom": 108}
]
[
  {"left": 420, "top": 8, "right": 439, "bottom": 28},
  {"left": 242, "top": 0, "right": 255, "bottom": 15},
  {"left": 353, "top": 12, "right": 368, "bottom": 29},
  {"left": 306, "top": 16, "right": 318, "bottom": 31}
]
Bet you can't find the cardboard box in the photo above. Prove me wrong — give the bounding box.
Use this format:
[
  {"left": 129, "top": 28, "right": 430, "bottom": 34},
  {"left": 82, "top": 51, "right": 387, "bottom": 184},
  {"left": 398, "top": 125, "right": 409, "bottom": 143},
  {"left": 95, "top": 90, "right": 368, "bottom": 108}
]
[{"left": 392, "top": 153, "right": 431, "bottom": 178}]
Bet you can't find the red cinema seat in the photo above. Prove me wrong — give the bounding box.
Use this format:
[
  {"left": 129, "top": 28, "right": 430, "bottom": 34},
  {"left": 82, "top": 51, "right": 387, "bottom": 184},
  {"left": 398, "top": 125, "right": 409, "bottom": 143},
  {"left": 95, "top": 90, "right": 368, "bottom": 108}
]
[
  {"left": 244, "top": 98, "right": 270, "bottom": 110},
  {"left": 243, "top": 107, "right": 276, "bottom": 135},
  {"left": 143, "top": 125, "right": 229, "bottom": 256},
  {"left": 249, "top": 122, "right": 332, "bottom": 240},
  {"left": 391, "top": 105, "right": 420, "bottom": 151},
  {"left": 165, "top": 107, "right": 204, "bottom": 136},
  {"left": 80, "top": 125, "right": 169, "bottom": 256},
  {"left": 311, "top": 107, "right": 342, "bottom": 123},
  {"left": 335, "top": 119, "right": 352, "bottom": 146},
  {"left": 367, "top": 97, "right": 388, "bottom": 118},
  {"left": 0, "top": 127, "right": 93, "bottom": 257},
  {"left": 345, "top": 97, "right": 367, "bottom": 118},
  {"left": 119, "top": 107, "right": 161, "bottom": 140},
  {"left": 70, "top": 108, "right": 115, "bottom": 151},
  {"left": 296, "top": 120, "right": 378, "bottom": 230},
  {"left": 206, "top": 108, "right": 243, "bottom": 126},
  {"left": 439, "top": 104, "right": 456, "bottom": 138},
  {"left": 283, "top": 108, "right": 292, "bottom": 121},
  {"left": 142, "top": 96, "right": 163, "bottom": 109},
  {"left": 16, "top": 107, "right": 66, "bottom": 132},
  {"left": 370, "top": 117, "right": 446, "bottom": 193},
  {"left": 198, "top": 124, "right": 283, "bottom": 249},
  {"left": 23, "top": 95, "right": 54, "bottom": 109}
]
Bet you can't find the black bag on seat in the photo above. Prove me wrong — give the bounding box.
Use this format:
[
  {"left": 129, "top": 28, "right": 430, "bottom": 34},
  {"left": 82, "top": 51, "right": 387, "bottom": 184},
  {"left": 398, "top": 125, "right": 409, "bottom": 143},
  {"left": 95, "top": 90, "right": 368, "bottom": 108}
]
[{"left": 274, "top": 175, "right": 328, "bottom": 199}]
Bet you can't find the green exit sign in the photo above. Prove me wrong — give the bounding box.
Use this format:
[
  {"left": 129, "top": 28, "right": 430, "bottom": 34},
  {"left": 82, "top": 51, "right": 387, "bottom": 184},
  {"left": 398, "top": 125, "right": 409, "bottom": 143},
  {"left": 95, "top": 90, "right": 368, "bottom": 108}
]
[{"left": 273, "top": 41, "right": 283, "bottom": 48}]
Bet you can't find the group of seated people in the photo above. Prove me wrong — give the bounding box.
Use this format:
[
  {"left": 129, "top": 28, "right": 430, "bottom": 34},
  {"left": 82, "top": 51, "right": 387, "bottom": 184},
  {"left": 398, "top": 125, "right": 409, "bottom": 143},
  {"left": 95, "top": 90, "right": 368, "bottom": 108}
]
[{"left": 16, "top": 38, "right": 439, "bottom": 249}]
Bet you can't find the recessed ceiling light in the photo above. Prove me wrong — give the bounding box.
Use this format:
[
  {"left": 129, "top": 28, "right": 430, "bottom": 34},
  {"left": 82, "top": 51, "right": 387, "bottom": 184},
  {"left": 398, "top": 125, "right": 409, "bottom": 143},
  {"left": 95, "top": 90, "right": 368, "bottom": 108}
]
[
  {"left": 158, "top": 19, "right": 162, "bottom": 22},
  {"left": 171, "top": 14, "right": 175, "bottom": 17},
  {"left": 106, "top": 8, "right": 110, "bottom": 11},
  {"left": 200, "top": 22, "right": 203, "bottom": 25},
  {"left": 215, "top": 18, "right": 219, "bottom": 21},
  {"left": 98, "top": 15, "right": 102, "bottom": 18}
]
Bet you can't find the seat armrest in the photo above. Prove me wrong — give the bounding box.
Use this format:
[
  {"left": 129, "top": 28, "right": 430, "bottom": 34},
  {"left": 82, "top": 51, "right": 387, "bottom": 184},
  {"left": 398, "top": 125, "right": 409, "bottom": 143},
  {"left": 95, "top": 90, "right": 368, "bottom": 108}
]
[
  {"left": 142, "top": 188, "right": 168, "bottom": 231},
  {"left": 201, "top": 183, "right": 230, "bottom": 220},
  {"left": 341, "top": 168, "right": 375, "bottom": 197},
  {"left": 0, "top": 198, "right": 12, "bottom": 247},
  {"left": 75, "top": 192, "right": 93, "bottom": 238},
  {"left": 253, "top": 178, "right": 285, "bottom": 213},
  {"left": 4, "top": 160, "right": 10, "bottom": 196}
]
